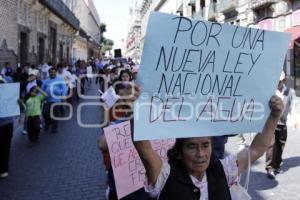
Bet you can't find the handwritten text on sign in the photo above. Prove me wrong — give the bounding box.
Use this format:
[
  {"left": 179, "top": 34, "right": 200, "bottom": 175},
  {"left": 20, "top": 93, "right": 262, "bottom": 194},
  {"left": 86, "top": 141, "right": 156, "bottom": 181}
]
[
  {"left": 134, "top": 12, "right": 290, "bottom": 140},
  {"left": 0, "top": 83, "right": 20, "bottom": 118},
  {"left": 104, "top": 121, "right": 175, "bottom": 199}
]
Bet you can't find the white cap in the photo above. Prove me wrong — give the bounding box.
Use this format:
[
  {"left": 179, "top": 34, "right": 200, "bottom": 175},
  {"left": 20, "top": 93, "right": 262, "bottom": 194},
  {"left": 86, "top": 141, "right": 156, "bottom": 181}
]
[{"left": 280, "top": 71, "right": 285, "bottom": 81}]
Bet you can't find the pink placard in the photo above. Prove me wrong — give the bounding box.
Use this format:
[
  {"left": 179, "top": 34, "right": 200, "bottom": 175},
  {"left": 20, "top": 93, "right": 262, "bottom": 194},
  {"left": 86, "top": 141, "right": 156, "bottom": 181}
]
[{"left": 104, "top": 121, "right": 175, "bottom": 199}]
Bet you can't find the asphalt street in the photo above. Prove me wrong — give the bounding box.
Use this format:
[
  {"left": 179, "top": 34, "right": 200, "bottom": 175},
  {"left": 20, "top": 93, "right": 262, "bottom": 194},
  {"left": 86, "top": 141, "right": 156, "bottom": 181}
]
[{"left": 0, "top": 84, "right": 299, "bottom": 200}]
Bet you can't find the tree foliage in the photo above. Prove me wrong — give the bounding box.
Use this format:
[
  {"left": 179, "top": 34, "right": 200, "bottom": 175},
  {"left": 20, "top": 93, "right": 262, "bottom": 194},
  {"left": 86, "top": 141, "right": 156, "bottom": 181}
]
[
  {"left": 100, "top": 22, "right": 114, "bottom": 53},
  {"left": 101, "top": 37, "right": 114, "bottom": 52},
  {"left": 100, "top": 23, "right": 106, "bottom": 33}
]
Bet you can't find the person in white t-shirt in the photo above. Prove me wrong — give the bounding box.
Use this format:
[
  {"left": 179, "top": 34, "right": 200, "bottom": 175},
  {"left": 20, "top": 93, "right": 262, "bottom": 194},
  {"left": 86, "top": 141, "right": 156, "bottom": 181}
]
[
  {"left": 41, "top": 63, "right": 50, "bottom": 80},
  {"left": 28, "top": 65, "right": 40, "bottom": 78},
  {"left": 86, "top": 63, "right": 93, "bottom": 85}
]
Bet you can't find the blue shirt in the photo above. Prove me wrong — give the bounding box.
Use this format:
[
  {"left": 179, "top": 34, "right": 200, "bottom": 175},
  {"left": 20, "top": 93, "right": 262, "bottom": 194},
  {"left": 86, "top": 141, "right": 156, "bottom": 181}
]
[
  {"left": 96, "top": 62, "right": 104, "bottom": 70},
  {"left": 42, "top": 77, "right": 68, "bottom": 103}
]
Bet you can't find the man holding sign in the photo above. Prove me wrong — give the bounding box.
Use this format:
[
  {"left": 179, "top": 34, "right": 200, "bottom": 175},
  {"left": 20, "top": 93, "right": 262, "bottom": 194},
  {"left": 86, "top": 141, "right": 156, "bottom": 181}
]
[{"left": 131, "top": 12, "right": 290, "bottom": 199}]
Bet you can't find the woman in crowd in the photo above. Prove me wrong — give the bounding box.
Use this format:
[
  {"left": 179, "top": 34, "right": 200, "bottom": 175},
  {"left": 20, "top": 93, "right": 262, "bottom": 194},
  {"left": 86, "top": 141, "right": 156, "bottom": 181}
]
[
  {"left": 131, "top": 89, "right": 283, "bottom": 199},
  {"left": 76, "top": 60, "right": 87, "bottom": 95},
  {"left": 119, "top": 69, "right": 132, "bottom": 83},
  {"left": 98, "top": 77, "right": 154, "bottom": 200},
  {"left": 108, "top": 67, "right": 119, "bottom": 87}
]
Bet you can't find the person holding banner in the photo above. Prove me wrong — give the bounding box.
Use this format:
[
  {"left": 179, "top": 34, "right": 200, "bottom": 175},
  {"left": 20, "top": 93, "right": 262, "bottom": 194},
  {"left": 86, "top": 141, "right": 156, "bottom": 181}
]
[
  {"left": 133, "top": 94, "right": 283, "bottom": 200},
  {"left": 0, "top": 78, "right": 15, "bottom": 179},
  {"left": 98, "top": 83, "right": 153, "bottom": 200},
  {"left": 0, "top": 78, "right": 23, "bottom": 179}
]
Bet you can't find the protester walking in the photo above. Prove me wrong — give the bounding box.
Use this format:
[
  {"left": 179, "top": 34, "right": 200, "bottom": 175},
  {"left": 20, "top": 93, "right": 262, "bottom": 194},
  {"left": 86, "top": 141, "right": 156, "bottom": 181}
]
[
  {"left": 265, "top": 72, "right": 295, "bottom": 179},
  {"left": 86, "top": 62, "right": 93, "bottom": 85},
  {"left": 42, "top": 67, "right": 68, "bottom": 133},
  {"left": 25, "top": 86, "right": 47, "bottom": 143},
  {"left": 41, "top": 62, "right": 50, "bottom": 80},
  {"left": 0, "top": 78, "right": 22, "bottom": 179},
  {"left": 0, "top": 115, "right": 14, "bottom": 179},
  {"left": 0, "top": 62, "right": 14, "bottom": 77},
  {"left": 76, "top": 61, "right": 87, "bottom": 95},
  {"left": 22, "top": 73, "right": 42, "bottom": 135},
  {"left": 132, "top": 83, "right": 283, "bottom": 199},
  {"left": 98, "top": 83, "right": 154, "bottom": 200}
]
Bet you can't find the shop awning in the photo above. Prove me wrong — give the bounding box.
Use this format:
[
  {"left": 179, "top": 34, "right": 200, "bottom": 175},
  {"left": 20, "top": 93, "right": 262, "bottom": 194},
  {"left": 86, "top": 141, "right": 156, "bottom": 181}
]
[{"left": 285, "top": 26, "right": 300, "bottom": 49}]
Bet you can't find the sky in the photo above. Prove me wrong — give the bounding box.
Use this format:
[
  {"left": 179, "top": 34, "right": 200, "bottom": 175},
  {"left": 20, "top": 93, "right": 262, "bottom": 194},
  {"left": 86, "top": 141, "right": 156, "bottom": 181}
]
[{"left": 93, "top": 0, "right": 137, "bottom": 50}]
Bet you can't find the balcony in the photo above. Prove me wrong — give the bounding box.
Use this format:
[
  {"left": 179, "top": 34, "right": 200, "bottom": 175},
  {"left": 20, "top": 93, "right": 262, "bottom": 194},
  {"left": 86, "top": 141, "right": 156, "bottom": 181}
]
[
  {"left": 193, "top": 9, "right": 205, "bottom": 20},
  {"left": 217, "top": 0, "right": 237, "bottom": 14},
  {"left": 39, "top": 0, "right": 80, "bottom": 30},
  {"left": 208, "top": 3, "right": 218, "bottom": 20},
  {"left": 187, "top": 0, "right": 196, "bottom": 6},
  {"left": 250, "top": 0, "right": 280, "bottom": 10},
  {"left": 133, "top": 19, "right": 141, "bottom": 28}
]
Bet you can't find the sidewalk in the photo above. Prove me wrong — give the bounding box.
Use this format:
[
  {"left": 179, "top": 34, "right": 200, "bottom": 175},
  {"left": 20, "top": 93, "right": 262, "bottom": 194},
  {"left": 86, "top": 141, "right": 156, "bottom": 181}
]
[
  {"left": 0, "top": 83, "right": 106, "bottom": 200},
  {"left": 226, "top": 125, "right": 300, "bottom": 199},
  {"left": 13, "top": 118, "right": 23, "bottom": 135}
]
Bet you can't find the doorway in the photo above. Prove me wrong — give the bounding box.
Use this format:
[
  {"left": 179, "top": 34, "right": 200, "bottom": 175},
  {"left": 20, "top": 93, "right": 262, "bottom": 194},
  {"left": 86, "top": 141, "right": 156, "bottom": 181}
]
[
  {"left": 49, "top": 27, "right": 57, "bottom": 64},
  {"left": 38, "top": 37, "right": 45, "bottom": 64},
  {"left": 20, "top": 32, "right": 28, "bottom": 66}
]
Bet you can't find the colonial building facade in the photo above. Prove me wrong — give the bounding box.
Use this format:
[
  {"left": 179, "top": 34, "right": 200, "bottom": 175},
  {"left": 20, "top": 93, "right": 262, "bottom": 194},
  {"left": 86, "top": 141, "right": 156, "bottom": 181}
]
[
  {"left": 0, "top": 0, "right": 19, "bottom": 68},
  {"left": 139, "top": 0, "right": 300, "bottom": 94},
  {"left": 72, "top": 0, "right": 101, "bottom": 62},
  {"left": 17, "top": 0, "right": 79, "bottom": 66},
  {"left": 124, "top": 2, "right": 142, "bottom": 63},
  {"left": 0, "top": 0, "right": 102, "bottom": 69}
]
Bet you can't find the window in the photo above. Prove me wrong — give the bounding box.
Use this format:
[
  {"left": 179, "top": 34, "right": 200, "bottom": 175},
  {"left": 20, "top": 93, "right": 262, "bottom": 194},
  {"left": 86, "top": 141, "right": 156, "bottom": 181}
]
[
  {"left": 200, "top": 0, "right": 205, "bottom": 9},
  {"left": 254, "top": 6, "right": 273, "bottom": 22},
  {"left": 191, "top": 4, "right": 196, "bottom": 16},
  {"left": 295, "top": 40, "right": 300, "bottom": 78}
]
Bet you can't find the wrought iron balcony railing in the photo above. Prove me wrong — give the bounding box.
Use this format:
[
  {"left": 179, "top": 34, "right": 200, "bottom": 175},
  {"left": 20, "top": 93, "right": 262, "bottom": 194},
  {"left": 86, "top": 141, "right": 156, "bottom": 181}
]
[
  {"left": 217, "top": 0, "right": 237, "bottom": 13},
  {"left": 250, "top": 0, "right": 280, "bottom": 10}
]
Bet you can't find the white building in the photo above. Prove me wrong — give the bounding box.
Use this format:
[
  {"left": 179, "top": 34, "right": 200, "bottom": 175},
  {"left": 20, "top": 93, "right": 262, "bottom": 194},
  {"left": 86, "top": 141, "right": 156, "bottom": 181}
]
[
  {"left": 17, "top": 0, "right": 80, "bottom": 66},
  {"left": 125, "top": 2, "right": 142, "bottom": 63},
  {"left": 138, "top": 0, "right": 300, "bottom": 94},
  {"left": 72, "top": 0, "right": 101, "bottom": 62}
]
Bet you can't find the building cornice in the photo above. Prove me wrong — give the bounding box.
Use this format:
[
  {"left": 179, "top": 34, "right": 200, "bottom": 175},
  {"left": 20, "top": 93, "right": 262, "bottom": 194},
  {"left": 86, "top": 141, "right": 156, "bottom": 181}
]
[{"left": 38, "top": 0, "right": 80, "bottom": 30}]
